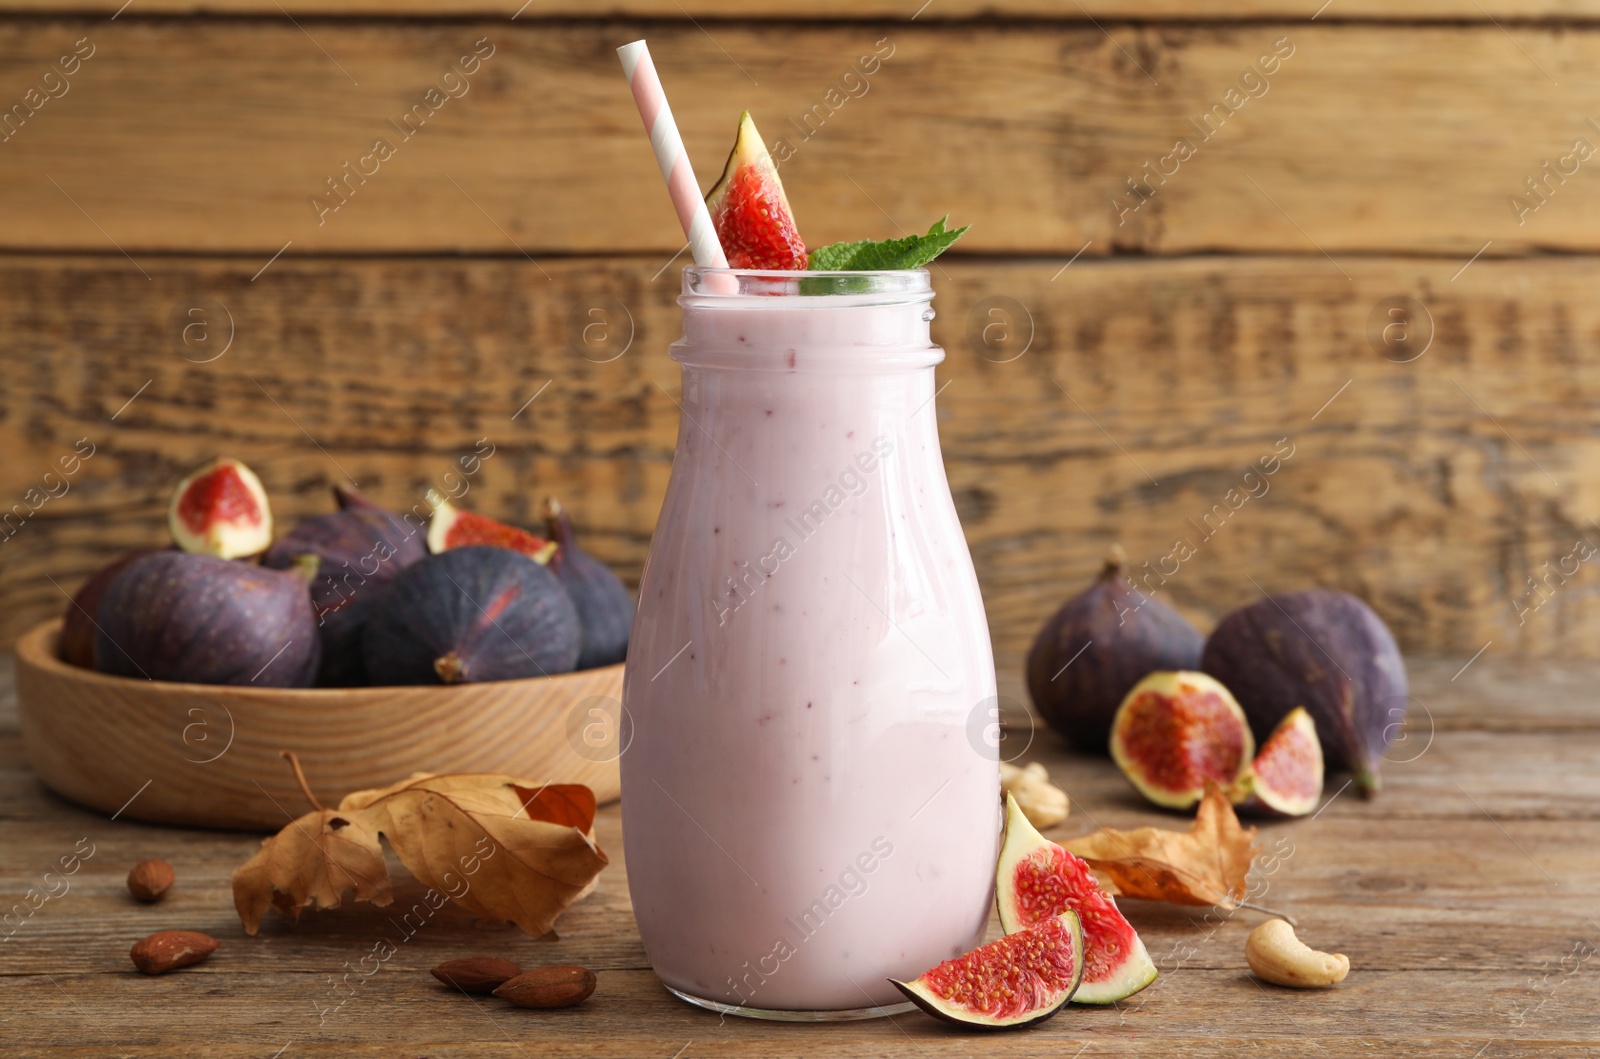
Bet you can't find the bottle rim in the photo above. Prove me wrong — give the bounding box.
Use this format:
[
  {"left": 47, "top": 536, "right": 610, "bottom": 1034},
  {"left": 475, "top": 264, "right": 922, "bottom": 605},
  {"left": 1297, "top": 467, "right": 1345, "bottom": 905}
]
[{"left": 682, "top": 267, "right": 932, "bottom": 301}]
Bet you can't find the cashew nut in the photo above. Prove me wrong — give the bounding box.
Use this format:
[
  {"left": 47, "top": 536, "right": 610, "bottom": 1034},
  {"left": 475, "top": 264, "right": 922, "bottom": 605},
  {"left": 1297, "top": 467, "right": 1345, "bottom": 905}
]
[
  {"left": 1000, "top": 761, "right": 1070, "bottom": 829},
  {"left": 1245, "top": 919, "right": 1350, "bottom": 988}
]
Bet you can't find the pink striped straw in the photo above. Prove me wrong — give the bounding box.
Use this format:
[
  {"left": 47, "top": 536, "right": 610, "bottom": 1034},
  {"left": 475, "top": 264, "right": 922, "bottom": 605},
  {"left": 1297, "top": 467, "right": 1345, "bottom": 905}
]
[{"left": 617, "top": 40, "right": 728, "bottom": 269}]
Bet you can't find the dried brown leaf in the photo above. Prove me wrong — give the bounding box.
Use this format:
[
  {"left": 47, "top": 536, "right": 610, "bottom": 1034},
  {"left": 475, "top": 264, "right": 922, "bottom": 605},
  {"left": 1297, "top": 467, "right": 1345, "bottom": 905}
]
[
  {"left": 354, "top": 775, "right": 607, "bottom": 937},
  {"left": 511, "top": 783, "right": 597, "bottom": 831},
  {"left": 232, "top": 809, "right": 390, "bottom": 935},
  {"left": 231, "top": 773, "right": 607, "bottom": 938},
  {"left": 1062, "top": 786, "right": 1259, "bottom": 907}
]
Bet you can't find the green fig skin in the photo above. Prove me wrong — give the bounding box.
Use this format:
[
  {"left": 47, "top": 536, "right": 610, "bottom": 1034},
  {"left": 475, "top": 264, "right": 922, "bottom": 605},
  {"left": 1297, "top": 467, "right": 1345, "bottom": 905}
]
[
  {"left": 1026, "top": 548, "right": 1204, "bottom": 755},
  {"left": 1201, "top": 589, "right": 1407, "bottom": 798}
]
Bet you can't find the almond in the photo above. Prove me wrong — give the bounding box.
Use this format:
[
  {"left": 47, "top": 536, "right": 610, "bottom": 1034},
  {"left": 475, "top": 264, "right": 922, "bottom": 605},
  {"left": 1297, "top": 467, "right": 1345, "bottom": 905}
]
[
  {"left": 130, "top": 930, "right": 218, "bottom": 975},
  {"left": 126, "top": 859, "right": 175, "bottom": 903},
  {"left": 492, "top": 966, "right": 597, "bottom": 1009},
  {"left": 431, "top": 956, "right": 521, "bottom": 995}
]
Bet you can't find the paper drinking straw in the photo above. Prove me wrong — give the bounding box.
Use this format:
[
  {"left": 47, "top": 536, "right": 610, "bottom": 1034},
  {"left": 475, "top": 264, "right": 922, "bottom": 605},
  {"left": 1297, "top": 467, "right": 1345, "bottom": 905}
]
[{"left": 617, "top": 40, "right": 729, "bottom": 270}]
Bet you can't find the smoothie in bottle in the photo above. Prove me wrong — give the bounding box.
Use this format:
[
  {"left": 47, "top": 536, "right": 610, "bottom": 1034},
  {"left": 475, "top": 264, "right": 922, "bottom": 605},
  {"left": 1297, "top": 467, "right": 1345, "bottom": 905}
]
[
  {"left": 621, "top": 268, "right": 999, "bottom": 1015},
  {"left": 614, "top": 54, "right": 998, "bottom": 1019}
]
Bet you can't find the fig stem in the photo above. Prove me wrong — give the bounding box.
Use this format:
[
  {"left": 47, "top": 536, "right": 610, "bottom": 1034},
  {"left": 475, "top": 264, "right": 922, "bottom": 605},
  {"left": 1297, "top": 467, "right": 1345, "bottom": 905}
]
[
  {"left": 541, "top": 496, "right": 573, "bottom": 546},
  {"left": 281, "top": 750, "right": 326, "bottom": 812},
  {"left": 287, "top": 552, "right": 322, "bottom": 583},
  {"left": 1233, "top": 899, "right": 1298, "bottom": 926}
]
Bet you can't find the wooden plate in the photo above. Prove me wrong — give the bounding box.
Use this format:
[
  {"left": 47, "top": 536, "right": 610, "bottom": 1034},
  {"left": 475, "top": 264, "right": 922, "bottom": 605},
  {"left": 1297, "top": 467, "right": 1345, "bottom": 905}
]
[{"left": 14, "top": 618, "right": 624, "bottom": 831}]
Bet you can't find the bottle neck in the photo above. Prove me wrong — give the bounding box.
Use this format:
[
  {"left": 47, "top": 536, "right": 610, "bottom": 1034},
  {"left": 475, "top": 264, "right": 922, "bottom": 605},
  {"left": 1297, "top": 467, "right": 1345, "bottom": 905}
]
[
  {"left": 667, "top": 360, "right": 944, "bottom": 533},
  {"left": 672, "top": 297, "right": 939, "bottom": 373}
]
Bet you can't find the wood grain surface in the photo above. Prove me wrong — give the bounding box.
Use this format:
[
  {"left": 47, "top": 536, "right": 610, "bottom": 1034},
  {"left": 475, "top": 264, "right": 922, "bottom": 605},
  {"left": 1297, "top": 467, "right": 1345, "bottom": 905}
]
[
  {"left": 4, "top": 10, "right": 1599, "bottom": 664},
  {"left": 3, "top": 4, "right": 1596, "bottom": 1054},
  {"left": 1, "top": 1, "right": 1598, "bottom": 19},
  {"left": 2, "top": 252, "right": 1596, "bottom": 663},
  {"left": 0, "top": 20, "right": 1592, "bottom": 256},
  {"left": 3, "top": 653, "right": 1596, "bottom": 1056}
]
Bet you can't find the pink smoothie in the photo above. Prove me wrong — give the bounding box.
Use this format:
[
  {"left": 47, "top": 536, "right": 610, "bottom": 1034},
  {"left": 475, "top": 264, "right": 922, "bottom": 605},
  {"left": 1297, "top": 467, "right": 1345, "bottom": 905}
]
[{"left": 620, "top": 271, "right": 999, "bottom": 1014}]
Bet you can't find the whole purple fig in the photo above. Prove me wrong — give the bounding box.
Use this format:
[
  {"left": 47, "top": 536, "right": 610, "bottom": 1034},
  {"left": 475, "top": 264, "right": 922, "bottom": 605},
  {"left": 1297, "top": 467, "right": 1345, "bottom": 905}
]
[
  {"left": 1201, "top": 588, "right": 1408, "bottom": 798},
  {"left": 362, "top": 546, "right": 581, "bottom": 685},
  {"left": 263, "top": 504, "right": 427, "bottom": 685},
  {"left": 332, "top": 481, "right": 385, "bottom": 513},
  {"left": 94, "top": 551, "right": 320, "bottom": 686},
  {"left": 542, "top": 497, "right": 633, "bottom": 670},
  {"left": 59, "top": 548, "right": 164, "bottom": 669},
  {"left": 1025, "top": 546, "right": 1204, "bottom": 754}
]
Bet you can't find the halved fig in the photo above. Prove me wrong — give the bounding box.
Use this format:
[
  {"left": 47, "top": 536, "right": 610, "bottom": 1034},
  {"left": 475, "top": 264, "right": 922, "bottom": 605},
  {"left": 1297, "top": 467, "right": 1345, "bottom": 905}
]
[
  {"left": 996, "top": 793, "right": 1157, "bottom": 1004},
  {"left": 425, "top": 491, "right": 555, "bottom": 564},
  {"left": 1110, "top": 670, "right": 1255, "bottom": 811},
  {"left": 168, "top": 456, "right": 273, "bottom": 559},
  {"left": 1230, "top": 707, "right": 1324, "bottom": 817},
  {"left": 891, "top": 911, "right": 1084, "bottom": 1030}
]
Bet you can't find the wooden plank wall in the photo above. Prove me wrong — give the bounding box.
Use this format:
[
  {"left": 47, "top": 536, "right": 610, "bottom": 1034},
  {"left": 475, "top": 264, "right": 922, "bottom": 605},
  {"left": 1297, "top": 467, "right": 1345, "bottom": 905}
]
[{"left": 1, "top": 4, "right": 1598, "bottom": 662}]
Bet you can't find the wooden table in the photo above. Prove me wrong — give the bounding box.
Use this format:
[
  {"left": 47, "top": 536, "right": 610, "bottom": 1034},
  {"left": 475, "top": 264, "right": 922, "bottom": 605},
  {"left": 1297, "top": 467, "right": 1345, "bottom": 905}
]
[{"left": 4, "top": 653, "right": 1597, "bottom": 1057}]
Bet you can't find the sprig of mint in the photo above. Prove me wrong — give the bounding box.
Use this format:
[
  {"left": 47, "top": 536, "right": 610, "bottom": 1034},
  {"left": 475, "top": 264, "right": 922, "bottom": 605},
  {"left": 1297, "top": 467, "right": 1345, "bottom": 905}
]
[{"left": 807, "top": 215, "right": 969, "bottom": 271}]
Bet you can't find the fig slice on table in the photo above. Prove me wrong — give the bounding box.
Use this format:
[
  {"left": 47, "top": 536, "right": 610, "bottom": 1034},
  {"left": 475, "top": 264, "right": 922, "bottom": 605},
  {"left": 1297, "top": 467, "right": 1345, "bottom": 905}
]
[
  {"left": 996, "top": 793, "right": 1157, "bottom": 1004},
  {"left": 891, "top": 911, "right": 1084, "bottom": 1030},
  {"left": 168, "top": 456, "right": 273, "bottom": 559},
  {"left": 425, "top": 491, "right": 555, "bottom": 563},
  {"left": 1229, "top": 707, "right": 1324, "bottom": 818},
  {"left": 1110, "top": 670, "right": 1255, "bottom": 811}
]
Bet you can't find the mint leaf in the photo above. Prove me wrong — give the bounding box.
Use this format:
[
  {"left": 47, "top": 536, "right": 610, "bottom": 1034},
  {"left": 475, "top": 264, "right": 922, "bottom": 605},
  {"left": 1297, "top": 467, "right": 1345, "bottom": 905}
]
[{"left": 807, "top": 215, "right": 969, "bottom": 271}]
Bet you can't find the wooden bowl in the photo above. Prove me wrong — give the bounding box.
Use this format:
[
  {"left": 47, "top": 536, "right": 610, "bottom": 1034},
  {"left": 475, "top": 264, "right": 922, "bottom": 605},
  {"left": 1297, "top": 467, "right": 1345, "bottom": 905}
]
[{"left": 14, "top": 618, "right": 624, "bottom": 831}]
